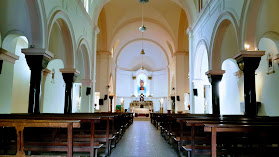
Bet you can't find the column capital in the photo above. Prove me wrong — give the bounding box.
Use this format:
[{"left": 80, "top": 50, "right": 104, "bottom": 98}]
[
  {"left": 233, "top": 50, "right": 265, "bottom": 61},
  {"left": 0, "top": 48, "right": 19, "bottom": 64},
  {"left": 233, "top": 50, "right": 265, "bottom": 71},
  {"left": 22, "top": 48, "right": 54, "bottom": 60},
  {"left": 205, "top": 70, "right": 225, "bottom": 77},
  {"left": 60, "top": 68, "right": 80, "bottom": 75},
  {"left": 109, "top": 94, "right": 115, "bottom": 99},
  {"left": 81, "top": 79, "right": 93, "bottom": 87}
]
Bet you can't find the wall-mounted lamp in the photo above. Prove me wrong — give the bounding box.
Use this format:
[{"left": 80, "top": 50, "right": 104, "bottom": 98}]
[{"left": 244, "top": 44, "right": 250, "bottom": 50}]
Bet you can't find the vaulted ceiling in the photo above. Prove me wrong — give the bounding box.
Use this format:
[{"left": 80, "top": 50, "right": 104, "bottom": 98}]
[{"left": 96, "top": 0, "right": 194, "bottom": 71}]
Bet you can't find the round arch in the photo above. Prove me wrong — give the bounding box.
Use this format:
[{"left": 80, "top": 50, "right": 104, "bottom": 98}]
[
  {"left": 47, "top": 10, "right": 76, "bottom": 69},
  {"left": 110, "top": 17, "right": 176, "bottom": 50},
  {"left": 77, "top": 38, "right": 91, "bottom": 80},
  {"left": 115, "top": 38, "right": 170, "bottom": 66},
  {"left": 241, "top": 0, "right": 262, "bottom": 50},
  {"left": 210, "top": 12, "right": 239, "bottom": 70},
  {"left": 193, "top": 39, "right": 209, "bottom": 79}
]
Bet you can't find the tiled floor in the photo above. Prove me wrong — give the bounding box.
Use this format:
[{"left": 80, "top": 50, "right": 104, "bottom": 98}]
[{"left": 110, "top": 121, "right": 178, "bottom": 157}]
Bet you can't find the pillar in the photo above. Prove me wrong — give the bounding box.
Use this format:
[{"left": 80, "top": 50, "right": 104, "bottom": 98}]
[
  {"left": 233, "top": 50, "right": 265, "bottom": 117},
  {"left": 121, "top": 98, "right": 124, "bottom": 112},
  {"left": 22, "top": 48, "right": 54, "bottom": 114},
  {"left": 206, "top": 70, "right": 225, "bottom": 115},
  {"left": 147, "top": 77, "right": 152, "bottom": 96},
  {"left": 80, "top": 79, "right": 93, "bottom": 112},
  {"left": 40, "top": 68, "right": 51, "bottom": 113},
  {"left": 60, "top": 69, "right": 80, "bottom": 113},
  {"left": 133, "top": 76, "right": 137, "bottom": 96},
  {"left": 90, "top": 25, "right": 100, "bottom": 113},
  {"left": 187, "top": 28, "right": 194, "bottom": 114},
  {"left": 109, "top": 95, "right": 114, "bottom": 112},
  {"left": 175, "top": 52, "right": 188, "bottom": 113}
]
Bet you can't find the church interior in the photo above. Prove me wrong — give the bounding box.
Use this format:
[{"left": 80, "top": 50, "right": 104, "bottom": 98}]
[{"left": 1, "top": 0, "right": 279, "bottom": 156}]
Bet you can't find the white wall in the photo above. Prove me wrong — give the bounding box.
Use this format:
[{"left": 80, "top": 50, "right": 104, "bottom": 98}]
[
  {"left": 116, "top": 68, "right": 168, "bottom": 98},
  {"left": 116, "top": 69, "right": 133, "bottom": 97},
  {"left": 116, "top": 68, "right": 168, "bottom": 112},
  {"left": 0, "top": 61, "right": 14, "bottom": 113},
  {"left": 96, "top": 52, "right": 110, "bottom": 112},
  {"left": 219, "top": 59, "right": 241, "bottom": 115},
  {"left": 10, "top": 37, "right": 30, "bottom": 113},
  {"left": 0, "top": 36, "right": 29, "bottom": 114},
  {"left": 256, "top": 38, "right": 279, "bottom": 116},
  {"left": 41, "top": 59, "right": 65, "bottom": 113},
  {"left": 151, "top": 69, "right": 168, "bottom": 97},
  {"left": 72, "top": 83, "right": 82, "bottom": 113}
]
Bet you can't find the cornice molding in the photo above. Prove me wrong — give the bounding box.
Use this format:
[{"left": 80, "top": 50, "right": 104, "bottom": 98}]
[
  {"left": 0, "top": 48, "right": 19, "bottom": 64},
  {"left": 60, "top": 68, "right": 80, "bottom": 75},
  {"left": 205, "top": 70, "right": 225, "bottom": 76},
  {"left": 21, "top": 48, "right": 54, "bottom": 60},
  {"left": 233, "top": 50, "right": 265, "bottom": 60}
]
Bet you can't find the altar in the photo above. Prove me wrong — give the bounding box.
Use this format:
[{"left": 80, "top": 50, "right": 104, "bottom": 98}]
[{"left": 130, "top": 101, "right": 153, "bottom": 115}]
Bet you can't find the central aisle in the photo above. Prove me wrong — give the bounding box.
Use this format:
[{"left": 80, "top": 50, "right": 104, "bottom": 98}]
[{"left": 110, "top": 121, "right": 178, "bottom": 157}]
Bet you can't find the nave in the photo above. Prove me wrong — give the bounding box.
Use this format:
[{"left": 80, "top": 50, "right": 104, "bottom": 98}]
[{"left": 110, "top": 121, "right": 177, "bottom": 157}]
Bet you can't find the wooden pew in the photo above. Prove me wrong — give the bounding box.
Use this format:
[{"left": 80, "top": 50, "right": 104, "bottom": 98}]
[
  {"left": 0, "top": 119, "right": 80, "bottom": 157},
  {"left": 204, "top": 122, "right": 279, "bottom": 157},
  {"left": 0, "top": 113, "right": 132, "bottom": 157},
  {"left": 180, "top": 116, "right": 279, "bottom": 157}
]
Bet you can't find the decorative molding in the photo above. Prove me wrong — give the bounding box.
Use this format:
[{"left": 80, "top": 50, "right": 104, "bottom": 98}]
[
  {"left": 205, "top": 70, "right": 225, "bottom": 76},
  {"left": 0, "top": 48, "right": 19, "bottom": 64},
  {"left": 60, "top": 68, "right": 80, "bottom": 76},
  {"left": 94, "top": 25, "right": 100, "bottom": 34},
  {"left": 174, "top": 51, "right": 187, "bottom": 56},
  {"left": 21, "top": 48, "right": 54, "bottom": 60},
  {"left": 233, "top": 50, "right": 265, "bottom": 60},
  {"left": 97, "top": 51, "right": 111, "bottom": 57}
]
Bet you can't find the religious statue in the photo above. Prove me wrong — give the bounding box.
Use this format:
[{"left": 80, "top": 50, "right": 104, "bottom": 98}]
[
  {"left": 140, "top": 79, "right": 144, "bottom": 90},
  {"left": 140, "top": 93, "right": 144, "bottom": 102}
]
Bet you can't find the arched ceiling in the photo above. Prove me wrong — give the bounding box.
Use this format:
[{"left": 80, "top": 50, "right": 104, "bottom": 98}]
[
  {"left": 117, "top": 40, "right": 168, "bottom": 71},
  {"left": 96, "top": 0, "right": 194, "bottom": 71}
]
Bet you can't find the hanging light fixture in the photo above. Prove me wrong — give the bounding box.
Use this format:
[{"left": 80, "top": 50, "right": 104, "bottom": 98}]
[{"left": 139, "top": 0, "right": 148, "bottom": 70}]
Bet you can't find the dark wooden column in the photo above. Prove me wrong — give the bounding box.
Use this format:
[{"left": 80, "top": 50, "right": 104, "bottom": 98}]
[
  {"left": 0, "top": 60, "right": 3, "bottom": 74},
  {"left": 233, "top": 51, "right": 265, "bottom": 117},
  {"left": 60, "top": 69, "right": 79, "bottom": 113},
  {"left": 22, "top": 48, "right": 54, "bottom": 114},
  {"left": 109, "top": 95, "right": 114, "bottom": 112},
  {"left": 206, "top": 70, "right": 225, "bottom": 115},
  {"left": 171, "top": 96, "right": 175, "bottom": 114}
]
